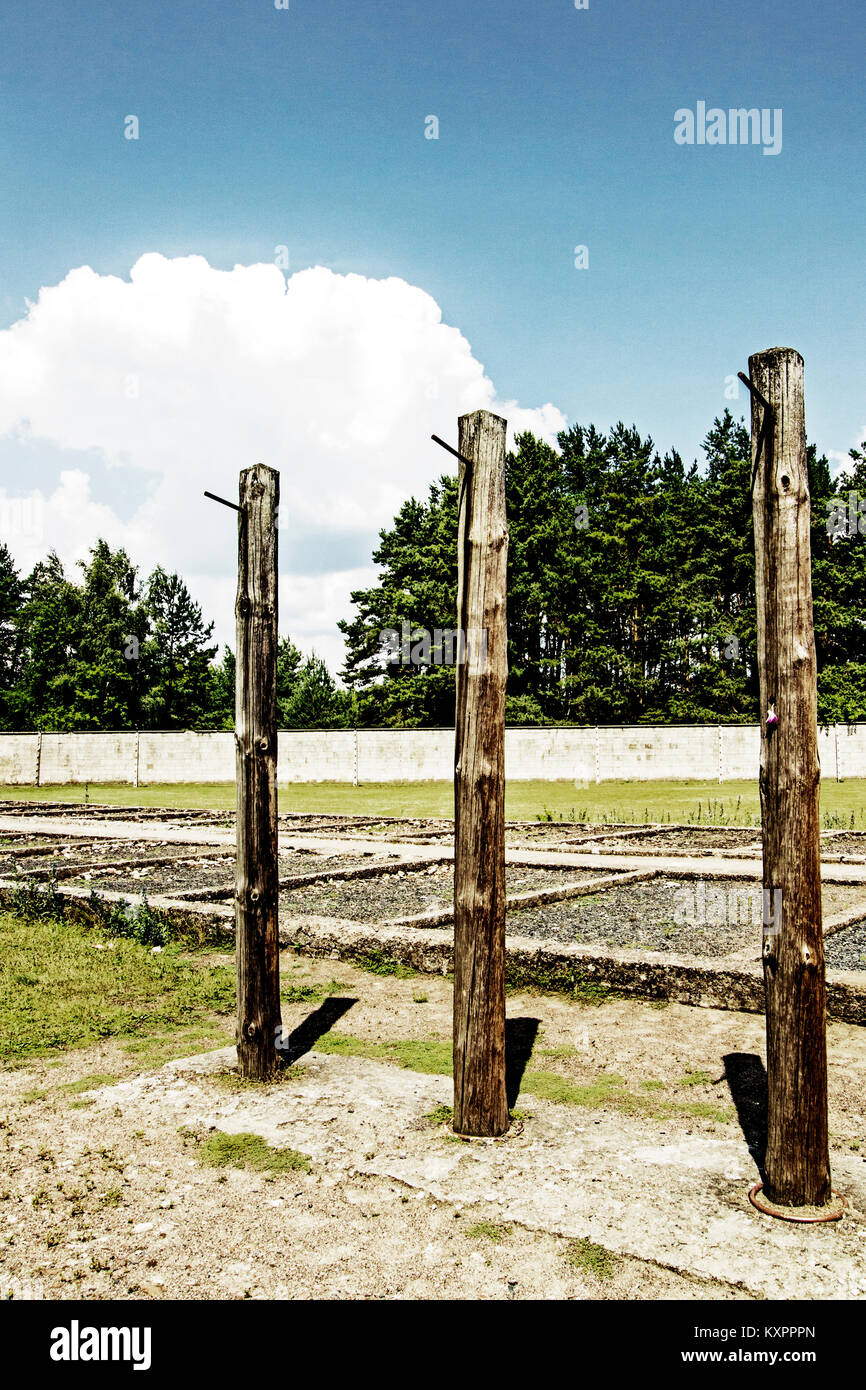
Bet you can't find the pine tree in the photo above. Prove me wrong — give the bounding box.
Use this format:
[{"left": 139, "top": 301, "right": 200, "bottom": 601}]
[{"left": 140, "top": 567, "right": 217, "bottom": 727}]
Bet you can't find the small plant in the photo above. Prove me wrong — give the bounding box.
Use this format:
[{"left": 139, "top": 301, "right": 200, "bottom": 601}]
[
  {"left": 11, "top": 870, "right": 64, "bottom": 923},
  {"left": 61, "top": 1074, "right": 118, "bottom": 1095},
  {"left": 85, "top": 890, "right": 171, "bottom": 948},
  {"left": 355, "top": 950, "right": 416, "bottom": 979},
  {"left": 564, "top": 1236, "right": 617, "bottom": 1280},
  {"left": 467, "top": 1220, "right": 511, "bottom": 1243},
  {"left": 422, "top": 1103, "right": 453, "bottom": 1126},
  {"left": 197, "top": 1131, "right": 311, "bottom": 1175},
  {"left": 678, "top": 1069, "right": 713, "bottom": 1088}
]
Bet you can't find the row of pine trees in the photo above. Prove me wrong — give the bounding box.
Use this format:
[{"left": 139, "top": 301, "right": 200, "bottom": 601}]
[
  {"left": 0, "top": 541, "right": 348, "bottom": 731},
  {"left": 2, "top": 412, "right": 865, "bottom": 730}
]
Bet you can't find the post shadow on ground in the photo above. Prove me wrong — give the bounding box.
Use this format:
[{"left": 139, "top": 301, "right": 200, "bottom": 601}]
[
  {"left": 278, "top": 997, "right": 358, "bottom": 1063},
  {"left": 506, "top": 1017, "right": 541, "bottom": 1109},
  {"left": 723, "top": 1052, "right": 768, "bottom": 1178}
]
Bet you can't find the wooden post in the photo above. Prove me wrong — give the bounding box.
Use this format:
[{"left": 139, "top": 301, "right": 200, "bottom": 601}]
[
  {"left": 749, "top": 348, "right": 832, "bottom": 1207},
  {"left": 235, "top": 464, "right": 281, "bottom": 1081},
  {"left": 453, "top": 410, "right": 509, "bottom": 1137}
]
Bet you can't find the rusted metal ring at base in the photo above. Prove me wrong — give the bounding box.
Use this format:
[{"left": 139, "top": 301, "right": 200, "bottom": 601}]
[
  {"left": 748, "top": 1183, "right": 846, "bottom": 1223},
  {"left": 447, "top": 1120, "right": 524, "bottom": 1143}
]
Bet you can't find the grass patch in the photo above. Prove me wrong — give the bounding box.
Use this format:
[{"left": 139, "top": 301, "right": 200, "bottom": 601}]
[
  {"left": 197, "top": 1131, "right": 311, "bottom": 1174},
  {"left": 563, "top": 1237, "right": 617, "bottom": 1280},
  {"left": 353, "top": 950, "right": 418, "bottom": 979},
  {"left": 281, "top": 979, "right": 347, "bottom": 1004},
  {"left": 315, "top": 1033, "right": 453, "bottom": 1075},
  {"left": 677, "top": 1069, "right": 713, "bottom": 1088},
  {"left": 60, "top": 1074, "right": 118, "bottom": 1095},
  {"left": 422, "top": 1103, "right": 453, "bottom": 1126},
  {"left": 505, "top": 959, "right": 620, "bottom": 1004},
  {"left": 5, "top": 778, "right": 866, "bottom": 828},
  {"left": 0, "top": 907, "right": 235, "bottom": 1064},
  {"left": 466, "top": 1220, "right": 511, "bottom": 1243},
  {"left": 520, "top": 1070, "right": 634, "bottom": 1110}
]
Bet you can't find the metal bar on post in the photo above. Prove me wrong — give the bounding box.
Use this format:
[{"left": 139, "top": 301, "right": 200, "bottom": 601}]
[
  {"left": 748, "top": 347, "right": 835, "bottom": 1212},
  {"left": 452, "top": 410, "right": 509, "bottom": 1137},
  {"left": 234, "top": 464, "right": 281, "bottom": 1081}
]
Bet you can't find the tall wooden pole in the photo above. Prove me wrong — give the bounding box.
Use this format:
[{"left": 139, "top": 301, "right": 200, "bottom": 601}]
[
  {"left": 453, "top": 410, "right": 509, "bottom": 1137},
  {"left": 235, "top": 464, "right": 281, "bottom": 1081},
  {"left": 749, "top": 348, "right": 831, "bottom": 1207}
]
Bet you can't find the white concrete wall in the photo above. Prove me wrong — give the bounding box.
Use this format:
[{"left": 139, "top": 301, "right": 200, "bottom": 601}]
[
  {"left": 2, "top": 724, "right": 866, "bottom": 785},
  {"left": 38, "top": 732, "right": 138, "bottom": 785},
  {"left": 0, "top": 734, "right": 39, "bottom": 784}
]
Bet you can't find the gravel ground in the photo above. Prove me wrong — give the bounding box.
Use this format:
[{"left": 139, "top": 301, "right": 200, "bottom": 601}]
[
  {"left": 826, "top": 923, "right": 866, "bottom": 972},
  {"left": 64, "top": 849, "right": 398, "bottom": 898},
  {"left": 287, "top": 818, "right": 454, "bottom": 841},
  {"left": 594, "top": 829, "right": 759, "bottom": 852},
  {"left": 279, "top": 864, "right": 607, "bottom": 922},
  {"left": 505, "top": 879, "right": 866, "bottom": 957},
  {"left": 0, "top": 840, "right": 209, "bottom": 878},
  {"left": 823, "top": 834, "right": 866, "bottom": 857}
]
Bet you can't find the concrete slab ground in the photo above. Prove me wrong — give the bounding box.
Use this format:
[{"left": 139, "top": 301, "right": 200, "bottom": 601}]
[
  {"left": 89, "top": 1044, "right": 866, "bottom": 1301},
  {"left": 3, "top": 949, "right": 865, "bottom": 1302}
]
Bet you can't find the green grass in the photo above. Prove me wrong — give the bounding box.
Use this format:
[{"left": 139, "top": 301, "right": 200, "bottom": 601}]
[
  {"left": 422, "top": 1103, "right": 454, "bottom": 1126},
  {"left": 280, "top": 979, "right": 348, "bottom": 1004},
  {"left": 677, "top": 1069, "right": 714, "bottom": 1088},
  {"left": 4, "top": 777, "right": 865, "bottom": 826},
  {"left": 0, "top": 908, "right": 235, "bottom": 1064},
  {"left": 315, "top": 1033, "right": 453, "bottom": 1075},
  {"left": 467, "top": 1220, "right": 511, "bottom": 1242},
  {"left": 196, "top": 1131, "right": 311, "bottom": 1174},
  {"left": 563, "top": 1237, "right": 617, "bottom": 1281},
  {"left": 353, "top": 951, "right": 418, "bottom": 979},
  {"left": 59, "top": 1073, "right": 118, "bottom": 1095}
]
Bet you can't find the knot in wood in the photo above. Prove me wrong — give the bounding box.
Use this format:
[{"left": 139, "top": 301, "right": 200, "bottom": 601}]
[
  {"left": 249, "top": 888, "right": 260, "bottom": 903},
  {"left": 258, "top": 736, "right": 269, "bottom": 751},
  {"left": 246, "top": 1023, "right": 258, "bottom": 1040}
]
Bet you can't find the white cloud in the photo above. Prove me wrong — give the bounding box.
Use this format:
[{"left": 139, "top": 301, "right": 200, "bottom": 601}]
[
  {"left": 828, "top": 429, "right": 866, "bottom": 480},
  {"left": 0, "top": 254, "right": 566, "bottom": 666}
]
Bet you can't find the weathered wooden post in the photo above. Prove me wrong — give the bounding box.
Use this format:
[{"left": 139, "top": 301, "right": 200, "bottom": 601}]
[
  {"left": 453, "top": 410, "right": 509, "bottom": 1136},
  {"left": 747, "top": 348, "right": 833, "bottom": 1209},
  {"left": 235, "top": 463, "right": 281, "bottom": 1081}
]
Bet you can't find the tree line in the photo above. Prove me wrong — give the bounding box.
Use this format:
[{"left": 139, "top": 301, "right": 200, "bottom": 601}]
[
  {"left": 0, "top": 540, "right": 348, "bottom": 731},
  {"left": 339, "top": 412, "right": 866, "bottom": 726},
  {"left": 2, "top": 411, "right": 864, "bottom": 731}
]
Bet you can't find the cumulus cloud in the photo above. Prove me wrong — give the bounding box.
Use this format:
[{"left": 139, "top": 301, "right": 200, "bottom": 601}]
[
  {"left": 0, "top": 254, "right": 566, "bottom": 668},
  {"left": 828, "top": 429, "right": 866, "bottom": 481}
]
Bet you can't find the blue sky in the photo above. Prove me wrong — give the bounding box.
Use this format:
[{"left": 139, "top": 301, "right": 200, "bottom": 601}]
[{"left": 1, "top": 0, "right": 864, "bottom": 662}]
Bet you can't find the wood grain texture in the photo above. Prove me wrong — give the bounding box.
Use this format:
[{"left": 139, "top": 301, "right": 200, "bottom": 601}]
[
  {"left": 749, "top": 348, "right": 831, "bottom": 1207},
  {"left": 453, "top": 410, "right": 509, "bottom": 1137},
  {"left": 235, "top": 464, "right": 281, "bottom": 1080}
]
